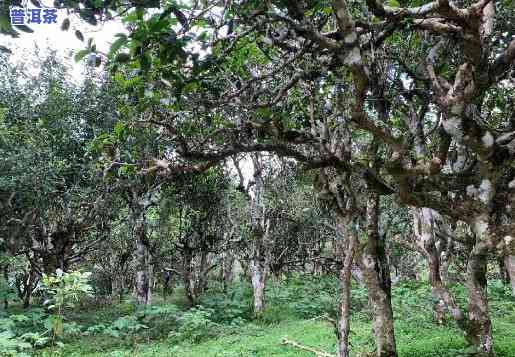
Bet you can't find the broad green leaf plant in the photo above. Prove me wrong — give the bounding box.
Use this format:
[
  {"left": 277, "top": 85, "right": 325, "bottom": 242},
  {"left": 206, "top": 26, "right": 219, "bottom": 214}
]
[{"left": 41, "top": 270, "right": 93, "bottom": 347}]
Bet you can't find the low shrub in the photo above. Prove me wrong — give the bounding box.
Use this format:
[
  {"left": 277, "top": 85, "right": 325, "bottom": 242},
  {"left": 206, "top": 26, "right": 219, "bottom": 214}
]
[
  {"left": 199, "top": 282, "right": 254, "bottom": 324},
  {"left": 169, "top": 306, "right": 222, "bottom": 343}
]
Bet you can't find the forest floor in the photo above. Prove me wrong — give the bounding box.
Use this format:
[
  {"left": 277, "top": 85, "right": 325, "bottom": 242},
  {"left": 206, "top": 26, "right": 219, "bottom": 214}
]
[
  {"left": 61, "top": 314, "right": 515, "bottom": 357},
  {"left": 33, "top": 277, "right": 515, "bottom": 357}
]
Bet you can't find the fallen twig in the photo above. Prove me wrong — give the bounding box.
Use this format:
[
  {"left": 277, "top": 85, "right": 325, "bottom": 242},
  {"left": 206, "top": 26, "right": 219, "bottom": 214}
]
[
  {"left": 309, "top": 313, "right": 337, "bottom": 325},
  {"left": 281, "top": 337, "right": 335, "bottom": 357}
]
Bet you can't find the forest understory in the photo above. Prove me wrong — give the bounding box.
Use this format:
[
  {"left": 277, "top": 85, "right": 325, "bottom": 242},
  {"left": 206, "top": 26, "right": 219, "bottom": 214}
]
[{"left": 2, "top": 277, "right": 514, "bottom": 357}]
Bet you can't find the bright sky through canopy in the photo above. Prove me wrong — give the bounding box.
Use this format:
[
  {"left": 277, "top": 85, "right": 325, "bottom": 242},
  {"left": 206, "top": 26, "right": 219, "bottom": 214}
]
[{"left": 0, "top": 0, "right": 125, "bottom": 80}]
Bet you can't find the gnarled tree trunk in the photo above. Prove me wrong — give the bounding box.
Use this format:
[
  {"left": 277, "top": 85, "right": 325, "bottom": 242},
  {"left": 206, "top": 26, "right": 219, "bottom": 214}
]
[
  {"left": 360, "top": 192, "right": 397, "bottom": 357},
  {"left": 412, "top": 208, "right": 463, "bottom": 325},
  {"left": 250, "top": 221, "right": 271, "bottom": 315},
  {"left": 129, "top": 191, "right": 152, "bottom": 306},
  {"left": 465, "top": 239, "right": 494, "bottom": 356},
  {"left": 465, "top": 212, "right": 495, "bottom": 356},
  {"left": 134, "top": 238, "right": 152, "bottom": 305},
  {"left": 335, "top": 214, "right": 358, "bottom": 357},
  {"left": 14, "top": 265, "right": 39, "bottom": 309},
  {"left": 182, "top": 247, "right": 197, "bottom": 306},
  {"left": 197, "top": 249, "right": 210, "bottom": 295},
  {"left": 250, "top": 257, "right": 268, "bottom": 314},
  {"left": 111, "top": 275, "right": 124, "bottom": 303},
  {"left": 221, "top": 250, "right": 235, "bottom": 292}
]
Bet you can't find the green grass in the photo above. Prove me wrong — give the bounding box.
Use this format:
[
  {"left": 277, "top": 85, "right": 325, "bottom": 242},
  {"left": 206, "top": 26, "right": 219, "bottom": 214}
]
[
  {"left": 50, "top": 311, "right": 515, "bottom": 357},
  {"left": 20, "top": 279, "right": 515, "bottom": 356}
]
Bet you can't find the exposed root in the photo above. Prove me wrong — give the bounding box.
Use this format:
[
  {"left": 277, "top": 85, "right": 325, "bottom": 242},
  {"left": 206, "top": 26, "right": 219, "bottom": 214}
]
[{"left": 281, "top": 337, "right": 335, "bottom": 357}]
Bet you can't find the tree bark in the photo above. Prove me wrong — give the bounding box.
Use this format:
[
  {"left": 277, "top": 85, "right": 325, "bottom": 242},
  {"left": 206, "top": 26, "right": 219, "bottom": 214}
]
[
  {"left": 505, "top": 255, "right": 515, "bottom": 297},
  {"left": 250, "top": 224, "right": 270, "bottom": 316},
  {"left": 466, "top": 214, "right": 495, "bottom": 357},
  {"left": 182, "top": 248, "right": 197, "bottom": 306},
  {"left": 3, "top": 266, "right": 9, "bottom": 310},
  {"left": 412, "top": 207, "right": 497, "bottom": 355},
  {"left": 130, "top": 194, "right": 152, "bottom": 306},
  {"left": 249, "top": 221, "right": 270, "bottom": 315},
  {"left": 440, "top": 237, "right": 453, "bottom": 286},
  {"left": 335, "top": 215, "right": 358, "bottom": 357},
  {"left": 111, "top": 274, "right": 125, "bottom": 303},
  {"left": 412, "top": 208, "right": 463, "bottom": 325},
  {"left": 250, "top": 257, "right": 267, "bottom": 315},
  {"left": 220, "top": 250, "right": 235, "bottom": 291},
  {"left": 22, "top": 269, "right": 37, "bottom": 309},
  {"left": 134, "top": 237, "right": 152, "bottom": 305},
  {"left": 360, "top": 192, "right": 397, "bottom": 357},
  {"left": 465, "top": 241, "right": 494, "bottom": 356},
  {"left": 427, "top": 252, "right": 465, "bottom": 328},
  {"left": 198, "top": 249, "right": 210, "bottom": 294}
]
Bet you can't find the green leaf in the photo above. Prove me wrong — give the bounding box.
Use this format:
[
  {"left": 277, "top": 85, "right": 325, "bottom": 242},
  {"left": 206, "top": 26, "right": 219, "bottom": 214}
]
[
  {"left": 0, "top": 45, "right": 12, "bottom": 54},
  {"left": 13, "top": 25, "right": 34, "bottom": 33},
  {"left": 80, "top": 9, "right": 98, "bottom": 26},
  {"left": 114, "top": 121, "right": 126, "bottom": 139},
  {"left": 75, "top": 30, "right": 84, "bottom": 42},
  {"left": 74, "top": 49, "right": 90, "bottom": 62},
  {"left": 61, "top": 18, "right": 70, "bottom": 31},
  {"left": 115, "top": 53, "right": 131, "bottom": 63},
  {"left": 108, "top": 36, "right": 128, "bottom": 58},
  {"left": 140, "top": 52, "right": 152, "bottom": 71}
]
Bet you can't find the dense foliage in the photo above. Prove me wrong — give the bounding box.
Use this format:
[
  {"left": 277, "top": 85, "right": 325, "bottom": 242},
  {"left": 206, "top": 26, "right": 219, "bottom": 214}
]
[{"left": 1, "top": 0, "right": 515, "bottom": 356}]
